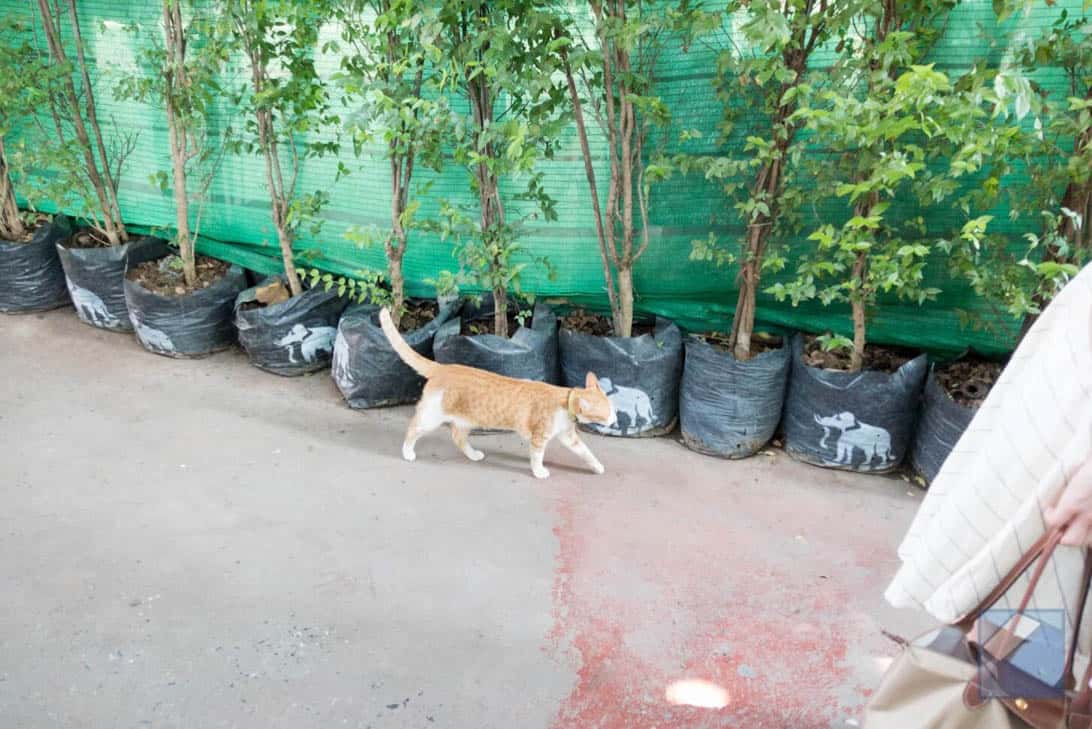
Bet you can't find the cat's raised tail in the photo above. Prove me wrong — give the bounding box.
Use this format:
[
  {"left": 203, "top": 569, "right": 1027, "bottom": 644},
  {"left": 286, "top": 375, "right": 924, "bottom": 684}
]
[{"left": 379, "top": 308, "right": 436, "bottom": 377}]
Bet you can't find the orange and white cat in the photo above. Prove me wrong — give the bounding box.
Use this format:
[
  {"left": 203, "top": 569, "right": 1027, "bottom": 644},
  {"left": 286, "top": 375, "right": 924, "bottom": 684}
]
[{"left": 380, "top": 308, "right": 615, "bottom": 478}]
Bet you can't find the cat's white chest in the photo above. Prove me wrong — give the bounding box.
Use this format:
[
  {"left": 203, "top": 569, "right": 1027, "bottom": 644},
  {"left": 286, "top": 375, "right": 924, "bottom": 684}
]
[{"left": 549, "top": 409, "right": 573, "bottom": 439}]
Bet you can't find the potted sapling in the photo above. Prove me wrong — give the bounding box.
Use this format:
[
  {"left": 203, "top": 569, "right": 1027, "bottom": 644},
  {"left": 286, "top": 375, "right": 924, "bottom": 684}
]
[
  {"left": 34, "top": 0, "right": 169, "bottom": 331},
  {"left": 325, "top": 0, "right": 458, "bottom": 407},
  {"left": 222, "top": 0, "right": 347, "bottom": 375},
  {"left": 914, "top": 11, "right": 1092, "bottom": 483},
  {"left": 115, "top": 0, "right": 247, "bottom": 357},
  {"left": 427, "top": 0, "right": 565, "bottom": 383},
  {"left": 557, "top": 1, "right": 689, "bottom": 436},
  {"left": 772, "top": 58, "right": 962, "bottom": 471},
  {"left": 0, "top": 14, "right": 72, "bottom": 314},
  {"left": 676, "top": 0, "right": 855, "bottom": 457}
]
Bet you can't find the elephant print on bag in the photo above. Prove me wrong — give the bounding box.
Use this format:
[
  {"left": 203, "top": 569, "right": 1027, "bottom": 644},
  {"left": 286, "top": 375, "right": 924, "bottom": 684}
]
[
  {"left": 814, "top": 411, "right": 894, "bottom": 469},
  {"left": 331, "top": 330, "right": 354, "bottom": 388},
  {"left": 132, "top": 318, "right": 176, "bottom": 354},
  {"left": 276, "top": 323, "right": 337, "bottom": 364},
  {"left": 66, "top": 277, "right": 121, "bottom": 329},
  {"left": 598, "top": 378, "right": 654, "bottom": 435}
]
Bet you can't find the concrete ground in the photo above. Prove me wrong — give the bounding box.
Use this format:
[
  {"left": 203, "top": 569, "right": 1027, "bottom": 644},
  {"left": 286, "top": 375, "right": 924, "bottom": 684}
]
[{"left": 1, "top": 308, "right": 932, "bottom": 729}]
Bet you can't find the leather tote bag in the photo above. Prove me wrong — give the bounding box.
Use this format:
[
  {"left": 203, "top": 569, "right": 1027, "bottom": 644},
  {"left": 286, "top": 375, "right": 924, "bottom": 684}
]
[{"left": 866, "top": 528, "right": 1092, "bottom": 729}]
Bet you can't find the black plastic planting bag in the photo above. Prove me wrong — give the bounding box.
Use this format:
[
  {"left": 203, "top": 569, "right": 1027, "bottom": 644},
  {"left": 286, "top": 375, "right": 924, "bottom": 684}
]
[
  {"left": 782, "top": 335, "right": 927, "bottom": 472},
  {"left": 559, "top": 318, "right": 683, "bottom": 438},
  {"left": 124, "top": 264, "right": 247, "bottom": 358},
  {"left": 679, "top": 336, "right": 790, "bottom": 458},
  {"left": 909, "top": 370, "right": 976, "bottom": 483},
  {"left": 234, "top": 279, "right": 348, "bottom": 376},
  {"left": 332, "top": 300, "right": 457, "bottom": 408},
  {"left": 433, "top": 299, "right": 560, "bottom": 383},
  {"left": 0, "top": 215, "right": 73, "bottom": 313},
  {"left": 56, "top": 235, "right": 171, "bottom": 331}
]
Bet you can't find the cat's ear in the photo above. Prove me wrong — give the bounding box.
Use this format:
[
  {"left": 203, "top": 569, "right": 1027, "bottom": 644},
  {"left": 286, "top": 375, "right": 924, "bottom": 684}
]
[{"left": 585, "top": 371, "right": 601, "bottom": 391}]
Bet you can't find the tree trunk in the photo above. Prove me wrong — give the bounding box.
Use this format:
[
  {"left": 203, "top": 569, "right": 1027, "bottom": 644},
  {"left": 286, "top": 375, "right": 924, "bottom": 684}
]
[
  {"left": 388, "top": 148, "right": 406, "bottom": 330},
  {"left": 36, "top": 0, "right": 127, "bottom": 246},
  {"left": 493, "top": 285, "right": 508, "bottom": 338},
  {"left": 275, "top": 216, "right": 302, "bottom": 297},
  {"left": 466, "top": 67, "right": 507, "bottom": 338},
  {"left": 66, "top": 0, "right": 125, "bottom": 241},
  {"left": 166, "top": 105, "right": 194, "bottom": 286},
  {"left": 387, "top": 236, "right": 405, "bottom": 330},
  {"left": 0, "top": 138, "right": 28, "bottom": 241},
  {"left": 163, "top": 0, "right": 195, "bottom": 287},
  {"left": 616, "top": 266, "right": 634, "bottom": 338},
  {"left": 849, "top": 251, "right": 868, "bottom": 372},
  {"left": 561, "top": 51, "right": 620, "bottom": 329},
  {"left": 731, "top": 271, "right": 757, "bottom": 361}
]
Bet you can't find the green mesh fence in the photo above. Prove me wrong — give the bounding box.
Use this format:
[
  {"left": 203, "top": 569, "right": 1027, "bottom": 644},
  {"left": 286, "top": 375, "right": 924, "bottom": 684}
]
[{"left": 5, "top": 0, "right": 1086, "bottom": 356}]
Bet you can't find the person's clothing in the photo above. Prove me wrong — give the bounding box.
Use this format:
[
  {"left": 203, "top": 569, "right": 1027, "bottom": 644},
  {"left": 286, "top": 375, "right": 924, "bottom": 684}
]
[{"left": 886, "top": 264, "right": 1092, "bottom": 643}]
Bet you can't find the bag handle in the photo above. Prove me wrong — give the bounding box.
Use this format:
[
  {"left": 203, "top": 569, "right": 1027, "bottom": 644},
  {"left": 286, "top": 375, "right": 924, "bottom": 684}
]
[
  {"left": 1068, "top": 553, "right": 1092, "bottom": 729},
  {"left": 1064, "top": 552, "right": 1092, "bottom": 686},
  {"left": 957, "top": 528, "right": 1062, "bottom": 632},
  {"left": 972, "top": 532, "right": 1092, "bottom": 682},
  {"left": 974, "top": 528, "right": 1068, "bottom": 659},
  {"left": 960, "top": 526, "right": 1092, "bottom": 723}
]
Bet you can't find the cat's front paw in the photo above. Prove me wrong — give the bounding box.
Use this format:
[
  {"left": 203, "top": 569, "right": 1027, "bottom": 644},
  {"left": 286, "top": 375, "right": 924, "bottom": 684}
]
[
  {"left": 591, "top": 462, "right": 605, "bottom": 475},
  {"left": 402, "top": 444, "right": 417, "bottom": 462},
  {"left": 466, "top": 448, "right": 485, "bottom": 462},
  {"left": 532, "top": 466, "right": 550, "bottom": 479}
]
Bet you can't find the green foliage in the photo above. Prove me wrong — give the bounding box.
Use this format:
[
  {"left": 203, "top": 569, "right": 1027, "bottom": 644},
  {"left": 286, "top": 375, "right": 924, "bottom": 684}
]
[
  {"left": 938, "top": 7, "right": 1092, "bottom": 325},
  {"left": 330, "top": 1, "right": 453, "bottom": 313},
  {"left": 428, "top": 0, "right": 569, "bottom": 330},
  {"left": 769, "top": 3, "right": 1008, "bottom": 358},
  {"left": 679, "top": 0, "right": 861, "bottom": 279},
  {"left": 112, "top": 2, "right": 230, "bottom": 253},
  {"left": 220, "top": 0, "right": 341, "bottom": 243},
  {"left": 300, "top": 266, "right": 389, "bottom": 305},
  {"left": 112, "top": 9, "right": 226, "bottom": 136},
  {"left": 426, "top": 196, "right": 557, "bottom": 301},
  {"left": 0, "top": 14, "right": 61, "bottom": 222},
  {"left": 0, "top": 16, "right": 57, "bottom": 139},
  {"left": 0, "top": 15, "right": 85, "bottom": 217}
]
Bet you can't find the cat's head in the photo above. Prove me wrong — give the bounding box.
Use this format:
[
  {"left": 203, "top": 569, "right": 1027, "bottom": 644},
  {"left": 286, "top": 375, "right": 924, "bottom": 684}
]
[{"left": 574, "top": 372, "right": 615, "bottom": 426}]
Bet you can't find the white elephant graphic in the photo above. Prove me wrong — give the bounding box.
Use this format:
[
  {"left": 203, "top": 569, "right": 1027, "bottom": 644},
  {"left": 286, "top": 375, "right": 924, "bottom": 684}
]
[
  {"left": 331, "top": 331, "right": 355, "bottom": 389},
  {"left": 276, "top": 323, "right": 336, "bottom": 364},
  {"left": 132, "top": 318, "right": 176, "bottom": 354},
  {"left": 66, "top": 277, "right": 121, "bottom": 329},
  {"left": 598, "top": 377, "right": 652, "bottom": 434},
  {"left": 814, "top": 411, "right": 894, "bottom": 468}
]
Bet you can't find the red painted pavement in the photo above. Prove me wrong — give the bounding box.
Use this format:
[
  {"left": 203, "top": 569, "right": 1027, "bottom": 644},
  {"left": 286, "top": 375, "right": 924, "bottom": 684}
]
[{"left": 544, "top": 451, "right": 919, "bottom": 729}]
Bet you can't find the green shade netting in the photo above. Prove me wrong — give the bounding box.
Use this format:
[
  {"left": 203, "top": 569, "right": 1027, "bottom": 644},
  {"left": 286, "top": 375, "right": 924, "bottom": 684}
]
[{"left": 6, "top": 0, "right": 1087, "bottom": 356}]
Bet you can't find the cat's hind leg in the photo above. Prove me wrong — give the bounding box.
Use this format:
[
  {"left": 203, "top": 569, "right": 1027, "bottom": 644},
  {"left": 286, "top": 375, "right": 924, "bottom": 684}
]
[
  {"left": 450, "top": 424, "right": 484, "bottom": 462},
  {"left": 402, "top": 390, "right": 446, "bottom": 462},
  {"left": 561, "top": 429, "right": 605, "bottom": 475}
]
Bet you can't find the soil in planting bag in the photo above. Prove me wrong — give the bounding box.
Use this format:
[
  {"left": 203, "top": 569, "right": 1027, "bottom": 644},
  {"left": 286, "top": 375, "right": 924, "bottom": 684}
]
[
  {"left": 433, "top": 299, "right": 560, "bottom": 383},
  {"left": 234, "top": 278, "right": 349, "bottom": 376},
  {"left": 782, "top": 335, "right": 927, "bottom": 472},
  {"left": 559, "top": 318, "right": 684, "bottom": 438},
  {"left": 909, "top": 369, "right": 977, "bottom": 484},
  {"left": 679, "top": 336, "right": 790, "bottom": 458},
  {"left": 0, "top": 215, "right": 73, "bottom": 313},
  {"left": 332, "top": 300, "right": 457, "bottom": 408},
  {"left": 124, "top": 264, "right": 248, "bottom": 358},
  {"left": 56, "top": 235, "right": 171, "bottom": 331}
]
